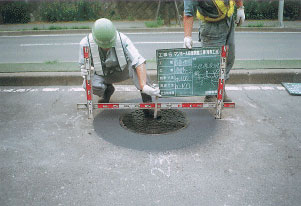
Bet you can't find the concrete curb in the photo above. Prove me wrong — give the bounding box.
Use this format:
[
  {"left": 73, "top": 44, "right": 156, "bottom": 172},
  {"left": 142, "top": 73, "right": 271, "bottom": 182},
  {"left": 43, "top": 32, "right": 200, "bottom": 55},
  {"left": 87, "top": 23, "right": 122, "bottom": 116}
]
[
  {"left": 1, "top": 69, "right": 300, "bottom": 86},
  {"left": 227, "top": 69, "right": 301, "bottom": 84},
  {"left": 1, "top": 27, "right": 301, "bottom": 36},
  {"left": 0, "top": 72, "right": 82, "bottom": 86}
]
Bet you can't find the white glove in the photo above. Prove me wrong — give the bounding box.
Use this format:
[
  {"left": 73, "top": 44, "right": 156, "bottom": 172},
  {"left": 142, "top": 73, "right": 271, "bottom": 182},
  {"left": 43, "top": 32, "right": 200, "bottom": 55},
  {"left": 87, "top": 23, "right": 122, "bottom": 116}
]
[
  {"left": 80, "top": 65, "right": 94, "bottom": 77},
  {"left": 184, "top": 36, "right": 193, "bottom": 49},
  {"left": 80, "top": 65, "right": 88, "bottom": 77},
  {"left": 142, "top": 85, "right": 161, "bottom": 97},
  {"left": 236, "top": 7, "right": 245, "bottom": 26}
]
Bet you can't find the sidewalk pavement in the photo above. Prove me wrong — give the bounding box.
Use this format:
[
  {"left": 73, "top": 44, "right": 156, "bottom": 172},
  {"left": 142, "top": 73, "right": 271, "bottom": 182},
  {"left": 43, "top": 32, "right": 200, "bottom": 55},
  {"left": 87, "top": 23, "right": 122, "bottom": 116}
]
[
  {"left": 0, "top": 20, "right": 301, "bottom": 86},
  {"left": 1, "top": 20, "right": 301, "bottom": 35}
]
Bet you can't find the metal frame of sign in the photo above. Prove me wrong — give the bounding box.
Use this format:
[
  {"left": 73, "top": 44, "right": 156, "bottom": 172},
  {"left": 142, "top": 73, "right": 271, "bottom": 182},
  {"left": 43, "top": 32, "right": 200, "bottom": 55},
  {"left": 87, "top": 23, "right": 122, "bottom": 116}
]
[{"left": 77, "top": 46, "right": 235, "bottom": 119}]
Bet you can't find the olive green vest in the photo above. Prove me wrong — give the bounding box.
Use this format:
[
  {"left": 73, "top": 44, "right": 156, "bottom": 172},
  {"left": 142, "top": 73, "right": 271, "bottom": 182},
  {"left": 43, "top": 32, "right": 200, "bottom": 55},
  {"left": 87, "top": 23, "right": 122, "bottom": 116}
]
[{"left": 88, "top": 32, "right": 127, "bottom": 76}]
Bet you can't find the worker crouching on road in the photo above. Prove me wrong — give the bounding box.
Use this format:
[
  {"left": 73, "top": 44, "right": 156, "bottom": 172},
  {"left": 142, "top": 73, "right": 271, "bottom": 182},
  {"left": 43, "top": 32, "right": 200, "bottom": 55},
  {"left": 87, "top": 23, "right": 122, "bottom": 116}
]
[
  {"left": 79, "top": 18, "right": 160, "bottom": 117},
  {"left": 183, "top": 0, "right": 245, "bottom": 102}
]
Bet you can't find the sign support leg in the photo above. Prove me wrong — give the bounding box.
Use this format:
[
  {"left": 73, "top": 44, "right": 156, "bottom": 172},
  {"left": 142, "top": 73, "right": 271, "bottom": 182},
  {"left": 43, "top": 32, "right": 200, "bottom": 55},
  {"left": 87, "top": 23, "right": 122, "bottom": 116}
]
[
  {"left": 216, "top": 46, "right": 227, "bottom": 119},
  {"left": 154, "top": 96, "right": 159, "bottom": 119},
  {"left": 83, "top": 46, "right": 94, "bottom": 119}
]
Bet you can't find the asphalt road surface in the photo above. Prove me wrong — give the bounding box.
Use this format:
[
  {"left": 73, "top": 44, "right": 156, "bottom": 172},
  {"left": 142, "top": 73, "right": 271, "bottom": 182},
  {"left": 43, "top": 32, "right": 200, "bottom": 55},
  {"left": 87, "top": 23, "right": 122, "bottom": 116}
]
[
  {"left": 0, "top": 32, "right": 300, "bottom": 63},
  {"left": 0, "top": 84, "right": 300, "bottom": 205}
]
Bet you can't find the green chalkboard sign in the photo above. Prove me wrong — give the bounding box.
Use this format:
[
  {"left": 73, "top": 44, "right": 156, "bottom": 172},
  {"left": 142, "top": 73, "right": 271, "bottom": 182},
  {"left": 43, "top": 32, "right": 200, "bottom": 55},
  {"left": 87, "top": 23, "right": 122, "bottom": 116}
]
[{"left": 157, "top": 47, "right": 221, "bottom": 97}]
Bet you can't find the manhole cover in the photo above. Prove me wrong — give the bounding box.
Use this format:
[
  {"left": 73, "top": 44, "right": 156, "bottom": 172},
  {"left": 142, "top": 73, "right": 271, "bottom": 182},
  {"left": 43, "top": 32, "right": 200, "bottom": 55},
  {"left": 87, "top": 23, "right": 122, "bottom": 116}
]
[{"left": 120, "top": 109, "right": 188, "bottom": 135}]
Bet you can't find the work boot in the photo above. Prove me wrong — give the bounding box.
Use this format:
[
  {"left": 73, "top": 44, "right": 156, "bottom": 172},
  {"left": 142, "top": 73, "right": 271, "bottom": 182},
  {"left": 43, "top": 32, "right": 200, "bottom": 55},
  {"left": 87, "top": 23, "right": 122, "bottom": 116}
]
[
  {"left": 98, "top": 84, "right": 115, "bottom": 103},
  {"left": 204, "top": 95, "right": 217, "bottom": 102},
  {"left": 141, "top": 93, "right": 154, "bottom": 118}
]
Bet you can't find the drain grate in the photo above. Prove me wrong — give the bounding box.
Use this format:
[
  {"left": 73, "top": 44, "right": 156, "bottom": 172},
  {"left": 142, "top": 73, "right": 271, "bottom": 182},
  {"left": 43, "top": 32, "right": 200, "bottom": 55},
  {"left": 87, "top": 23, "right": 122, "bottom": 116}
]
[{"left": 120, "top": 109, "right": 188, "bottom": 135}]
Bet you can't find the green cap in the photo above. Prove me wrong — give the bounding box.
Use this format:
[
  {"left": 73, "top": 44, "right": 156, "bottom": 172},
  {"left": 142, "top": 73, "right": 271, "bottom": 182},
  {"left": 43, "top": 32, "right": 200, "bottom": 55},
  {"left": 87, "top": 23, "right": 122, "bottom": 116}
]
[{"left": 92, "top": 18, "right": 117, "bottom": 48}]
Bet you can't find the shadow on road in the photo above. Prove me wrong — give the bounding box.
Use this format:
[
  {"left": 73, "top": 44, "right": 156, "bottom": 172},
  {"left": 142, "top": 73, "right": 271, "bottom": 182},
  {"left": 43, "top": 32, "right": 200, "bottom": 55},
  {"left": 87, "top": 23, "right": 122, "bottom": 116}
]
[{"left": 93, "top": 98, "right": 218, "bottom": 152}]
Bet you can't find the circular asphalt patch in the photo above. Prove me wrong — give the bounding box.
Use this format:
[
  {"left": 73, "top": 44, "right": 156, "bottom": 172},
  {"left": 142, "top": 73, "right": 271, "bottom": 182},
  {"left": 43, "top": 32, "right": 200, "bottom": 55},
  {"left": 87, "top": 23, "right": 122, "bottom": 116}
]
[{"left": 120, "top": 109, "right": 188, "bottom": 135}]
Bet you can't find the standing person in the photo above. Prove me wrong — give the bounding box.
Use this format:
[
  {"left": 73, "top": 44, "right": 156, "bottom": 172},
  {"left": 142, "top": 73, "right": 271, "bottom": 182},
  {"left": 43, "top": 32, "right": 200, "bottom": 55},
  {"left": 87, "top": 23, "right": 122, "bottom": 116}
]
[
  {"left": 183, "top": 0, "right": 245, "bottom": 102},
  {"left": 79, "top": 18, "right": 160, "bottom": 116}
]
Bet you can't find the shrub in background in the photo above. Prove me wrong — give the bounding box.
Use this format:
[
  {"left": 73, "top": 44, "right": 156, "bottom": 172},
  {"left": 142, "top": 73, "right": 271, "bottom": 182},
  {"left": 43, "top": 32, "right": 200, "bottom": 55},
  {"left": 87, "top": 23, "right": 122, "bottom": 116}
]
[
  {"left": 40, "top": 0, "right": 101, "bottom": 22},
  {"left": 0, "top": 0, "right": 300, "bottom": 24},
  {"left": 244, "top": 0, "right": 300, "bottom": 20},
  {"left": 40, "top": 1, "right": 77, "bottom": 22},
  {"left": 1, "top": 1, "right": 30, "bottom": 24},
  {"left": 284, "top": 0, "right": 301, "bottom": 20},
  {"left": 76, "top": 1, "right": 102, "bottom": 21}
]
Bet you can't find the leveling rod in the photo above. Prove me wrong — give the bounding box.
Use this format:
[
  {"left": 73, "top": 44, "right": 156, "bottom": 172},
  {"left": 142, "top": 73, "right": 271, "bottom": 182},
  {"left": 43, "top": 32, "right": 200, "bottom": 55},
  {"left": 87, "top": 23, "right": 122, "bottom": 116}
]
[{"left": 77, "top": 102, "right": 235, "bottom": 110}]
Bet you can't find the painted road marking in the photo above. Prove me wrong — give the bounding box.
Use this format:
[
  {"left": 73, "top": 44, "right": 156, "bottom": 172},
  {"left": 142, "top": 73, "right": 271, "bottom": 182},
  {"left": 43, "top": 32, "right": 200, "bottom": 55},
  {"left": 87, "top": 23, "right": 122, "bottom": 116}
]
[
  {"left": 243, "top": 86, "right": 261, "bottom": 90},
  {"left": 226, "top": 86, "right": 243, "bottom": 91},
  {"left": 42, "top": 88, "right": 60, "bottom": 92},
  {"left": 0, "top": 85, "right": 286, "bottom": 93},
  {"left": 23, "top": 39, "right": 301, "bottom": 47},
  {"left": 20, "top": 43, "right": 79, "bottom": 46},
  {"left": 68, "top": 88, "right": 85, "bottom": 92},
  {"left": 260, "top": 86, "right": 275, "bottom": 90},
  {"left": 2, "top": 31, "right": 301, "bottom": 38},
  {"left": 276, "top": 86, "right": 285, "bottom": 90},
  {"left": 19, "top": 41, "right": 187, "bottom": 47}
]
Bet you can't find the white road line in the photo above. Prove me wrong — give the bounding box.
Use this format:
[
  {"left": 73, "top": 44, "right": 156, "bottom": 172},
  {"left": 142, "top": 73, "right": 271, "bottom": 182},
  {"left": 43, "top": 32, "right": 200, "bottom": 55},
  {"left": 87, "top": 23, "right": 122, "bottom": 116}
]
[
  {"left": 276, "top": 86, "right": 285, "bottom": 90},
  {"left": 115, "top": 85, "right": 137, "bottom": 92},
  {"left": 42, "top": 88, "right": 60, "bottom": 92},
  {"left": 2, "top": 89, "right": 14, "bottom": 92},
  {"left": 261, "top": 86, "right": 275, "bottom": 90},
  {"left": 1, "top": 32, "right": 184, "bottom": 38},
  {"left": 19, "top": 41, "right": 185, "bottom": 47},
  {"left": 0, "top": 85, "right": 286, "bottom": 93},
  {"left": 20, "top": 43, "right": 79, "bottom": 46},
  {"left": 134, "top": 41, "right": 184, "bottom": 44},
  {"left": 243, "top": 86, "right": 261, "bottom": 90},
  {"left": 0, "top": 34, "right": 87, "bottom": 38},
  {"left": 235, "top": 58, "right": 301, "bottom": 61},
  {"left": 237, "top": 31, "right": 301, "bottom": 34},
  {"left": 68, "top": 88, "right": 85, "bottom": 92},
  {"left": 226, "top": 86, "right": 243, "bottom": 91},
  {"left": 2, "top": 31, "right": 301, "bottom": 38},
  {"left": 15, "top": 89, "right": 26, "bottom": 92}
]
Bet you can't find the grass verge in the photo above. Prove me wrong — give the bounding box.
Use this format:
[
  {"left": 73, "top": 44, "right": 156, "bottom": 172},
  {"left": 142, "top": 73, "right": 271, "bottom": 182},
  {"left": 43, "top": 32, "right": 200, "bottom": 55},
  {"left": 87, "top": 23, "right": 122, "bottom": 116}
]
[
  {"left": 247, "top": 22, "right": 265, "bottom": 27},
  {"left": 0, "top": 62, "right": 78, "bottom": 73},
  {"left": 27, "top": 25, "right": 91, "bottom": 31},
  {"left": 144, "top": 18, "right": 164, "bottom": 28},
  {"left": 0, "top": 60, "right": 301, "bottom": 73}
]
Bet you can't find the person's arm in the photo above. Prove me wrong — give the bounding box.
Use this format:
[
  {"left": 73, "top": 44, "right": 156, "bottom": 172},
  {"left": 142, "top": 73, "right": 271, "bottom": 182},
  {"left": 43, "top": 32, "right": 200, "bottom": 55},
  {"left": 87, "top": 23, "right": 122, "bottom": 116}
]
[
  {"left": 235, "top": 0, "right": 245, "bottom": 26},
  {"left": 184, "top": 15, "right": 194, "bottom": 38},
  {"left": 120, "top": 33, "right": 160, "bottom": 96},
  {"left": 183, "top": 0, "right": 195, "bottom": 49},
  {"left": 136, "top": 63, "right": 147, "bottom": 91},
  {"left": 79, "top": 36, "right": 89, "bottom": 77},
  {"left": 135, "top": 62, "right": 161, "bottom": 97},
  {"left": 78, "top": 37, "right": 88, "bottom": 67}
]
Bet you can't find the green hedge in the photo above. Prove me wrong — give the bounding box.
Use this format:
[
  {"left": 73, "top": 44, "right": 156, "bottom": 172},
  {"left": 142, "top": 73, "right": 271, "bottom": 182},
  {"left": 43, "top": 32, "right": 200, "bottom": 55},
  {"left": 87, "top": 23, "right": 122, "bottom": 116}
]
[
  {"left": 244, "top": 0, "right": 300, "bottom": 20},
  {"left": 284, "top": 0, "right": 301, "bottom": 20},
  {"left": 1, "top": 1, "right": 30, "bottom": 24},
  {"left": 40, "top": 1, "right": 102, "bottom": 22},
  {"left": 0, "top": 0, "right": 301, "bottom": 24}
]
